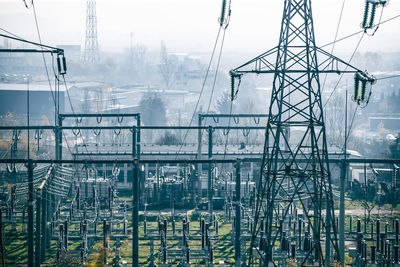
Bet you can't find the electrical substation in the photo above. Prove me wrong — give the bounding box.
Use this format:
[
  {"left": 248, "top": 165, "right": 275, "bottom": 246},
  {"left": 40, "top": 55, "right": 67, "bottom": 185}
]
[{"left": 1, "top": 0, "right": 400, "bottom": 266}]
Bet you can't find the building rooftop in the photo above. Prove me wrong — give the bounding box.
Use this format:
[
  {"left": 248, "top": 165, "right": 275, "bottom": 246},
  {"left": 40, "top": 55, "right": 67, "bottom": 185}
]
[
  {"left": 68, "top": 81, "right": 107, "bottom": 89},
  {"left": 0, "top": 82, "right": 66, "bottom": 92}
]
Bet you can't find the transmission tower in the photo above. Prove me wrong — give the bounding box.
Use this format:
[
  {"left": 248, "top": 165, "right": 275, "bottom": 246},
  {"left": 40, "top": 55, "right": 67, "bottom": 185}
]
[
  {"left": 82, "top": 0, "right": 99, "bottom": 63},
  {"left": 231, "top": 0, "right": 375, "bottom": 266}
]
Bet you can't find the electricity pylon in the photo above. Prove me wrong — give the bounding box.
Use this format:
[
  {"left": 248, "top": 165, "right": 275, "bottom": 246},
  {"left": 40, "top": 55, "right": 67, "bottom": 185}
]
[
  {"left": 82, "top": 0, "right": 99, "bottom": 63},
  {"left": 230, "top": 0, "right": 374, "bottom": 265}
]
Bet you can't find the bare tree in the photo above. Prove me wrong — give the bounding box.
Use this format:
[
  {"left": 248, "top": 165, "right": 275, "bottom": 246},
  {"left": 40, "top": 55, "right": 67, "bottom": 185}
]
[
  {"left": 131, "top": 44, "right": 147, "bottom": 68},
  {"left": 326, "top": 93, "right": 344, "bottom": 145},
  {"left": 159, "top": 41, "right": 176, "bottom": 90},
  {"left": 216, "top": 91, "right": 234, "bottom": 114},
  {"left": 139, "top": 93, "right": 167, "bottom": 126}
]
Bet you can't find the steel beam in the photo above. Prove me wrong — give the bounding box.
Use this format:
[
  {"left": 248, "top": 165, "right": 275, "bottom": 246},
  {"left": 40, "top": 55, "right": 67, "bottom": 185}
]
[
  {"left": 0, "top": 125, "right": 265, "bottom": 130},
  {"left": 339, "top": 161, "right": 347, "bottom": 264},
  {"left": 199, "top": 113, "right": 268, "bottom": 118},
  {"left": 235, "top": 160, "right": 241, "bottom": 267},
  {"left": 208, "top": 126, "right": 213, "bottom": 224},
  {"left": 0, "top": 33, "right": 63, "bottom": 53},
  {"left": 59, "top": 113, "right": 140, "bottom": 118},
  {"left": 136, "top": 115, "right": 141, "bottom": 160},
  {"left": 35, "top": 191, "right": 41, "bottom": 267},
  {"left": 132, "top": 160, "right": 139, "bottom": 267},
  {"left": 56, "top": 115, "right": 62, "bottom": 161},
  {"left": 1, "top": 158, "right": 400, "bottom": 165},
  {"left": 0, "top": 49, "right": 59, "bottom": 53},
  {"left": 40, "top": 189, "right": 47, "bottom": 262},
  {"left": 132, "top": 127, "right": 137, "bottom": 158},
  {"left": 0, "top": 208, "right": 5, "bottom": 267},
  {"left": 27, "top": 161, "right": 34, "bottom": 267},
  {"left": 197, "top": 115, "right": 202, "bottom": 208}
]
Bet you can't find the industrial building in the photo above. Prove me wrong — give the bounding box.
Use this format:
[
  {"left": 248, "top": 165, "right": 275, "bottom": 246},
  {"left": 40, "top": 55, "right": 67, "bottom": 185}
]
[{"left": 0, "top": 83, "right": 64, "bottom": 123}]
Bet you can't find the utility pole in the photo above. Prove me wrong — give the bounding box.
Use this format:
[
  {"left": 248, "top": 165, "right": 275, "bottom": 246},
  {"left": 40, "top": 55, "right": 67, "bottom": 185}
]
[{"left": 231, "top": 0, "right": 373, "bottom": 265}]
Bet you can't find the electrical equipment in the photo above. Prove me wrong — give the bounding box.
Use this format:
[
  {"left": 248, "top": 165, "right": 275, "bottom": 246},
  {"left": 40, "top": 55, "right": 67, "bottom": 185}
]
[
  {"left": 229, "top": 70, "right": 241, "bottom": 101},
  {"left": 361, "top": 0, "right": 389, "bottom": 30},
  {"left": 353, "top": 71, "right": 376, "bottom": 104},
  {"left": 57, "top": 54, "right": 67, "bottom": 75},
  {"left": 219, "top": 0, "right": 227, "bottom": 27}
]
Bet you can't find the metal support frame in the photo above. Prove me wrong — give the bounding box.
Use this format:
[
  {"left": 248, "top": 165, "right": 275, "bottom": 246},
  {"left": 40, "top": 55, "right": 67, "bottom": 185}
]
[
  {"left": 1, "top": 110, "right": 400, "bottom": 267},
  {"left": 136, "top": 115, "right": 141, "bottom": 160},
  {"left": 55, "top": 112, "right": 141, "bottom": 160},
  {"left": 40, "top": 188, "right": 47, "bottom": 262},
  {"left": 27, "top": 161, "right": 34, "bottom": 267},
  {"left": 0, "top": 125, "right": 265, "bottom": 131},
  {"left": 339, "top": 89, "right": 348, "bottom": 264},
  {"left": 339, "top": 161, "right": 347, "bottom": 263},
  {"left": 235, "top": 159, "right": 241, "bottom": 267},
  {"left": 132, "top": 126, "right": 137, "bottom": 158},
  {"left": 0, "top": 155, "right": 400, "bottom": 266},
  {"left": 56, "top": 115, "right": 63, "bottom": 161},
  {"left": 196, "top": 113, "right": 268, "bottom": 211},
  {"left": 2, "top": 154, "right": 400, "bottom": 265},
  {"left": 0, "top": 208, "right": 5, "bottom": 267},
  {"left": 0, "top": 33, "right": 64, "bottom": 55},
  {"left": 132, "top": 160, "right": 139, "bottom": 267},
  {"left": 197, "top": 115, "right": 203, "bottom": 208},
  {"left": 208, "top": 126, "right": 213, "bottom": 224},
  {"left": 129, "top": 116, "right": 141, "bottom": 267},
  {"left": 199, "top": 114, "right": 268, "bottom": 118},
  {"left": 35, "top": 189, "right": 41, "bottom": 267},
  {"left": 0, "top": 49, "right": 61, "bottom": 54},
  {"left": 230, "top": 0, "right": 372, "bottom": 265},
  {"left": 197, "top": 113, "right": 268, "bottom": 160},
  {"left": 59, "top": 113, "right": 140, "bottom": 118},
  {"left": 1, "top": 158, "right": 400, "bottom": 165}
]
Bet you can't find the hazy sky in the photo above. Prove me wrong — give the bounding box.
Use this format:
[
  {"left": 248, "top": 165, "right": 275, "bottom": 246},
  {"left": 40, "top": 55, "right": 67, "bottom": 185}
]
[{"left": 1, "top": 0, "right": 400, "bottom": 55}]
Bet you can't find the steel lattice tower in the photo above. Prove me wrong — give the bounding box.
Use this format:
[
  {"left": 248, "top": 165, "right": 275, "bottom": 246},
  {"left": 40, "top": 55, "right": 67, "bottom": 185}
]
[
  {"left": 82, "top": 0, "right": 99, "bottom": 63},
  {"left": 231, "top": 0, "right": 374, "bottom": 266}
]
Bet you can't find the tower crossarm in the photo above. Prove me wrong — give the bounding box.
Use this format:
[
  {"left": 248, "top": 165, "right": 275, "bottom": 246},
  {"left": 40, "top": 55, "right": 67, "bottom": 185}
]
[
  {"left": 231, "top": 46, "right": 279, "bottom": 74},
  {"left": 231, "top": 46, "right": 367, "bottom": 75},
  {"left": 315, "top": 47, "right": 365, "bottom": 74},
  {"left": 229, "top": 44, "right": 375, "bottom": 104}
]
